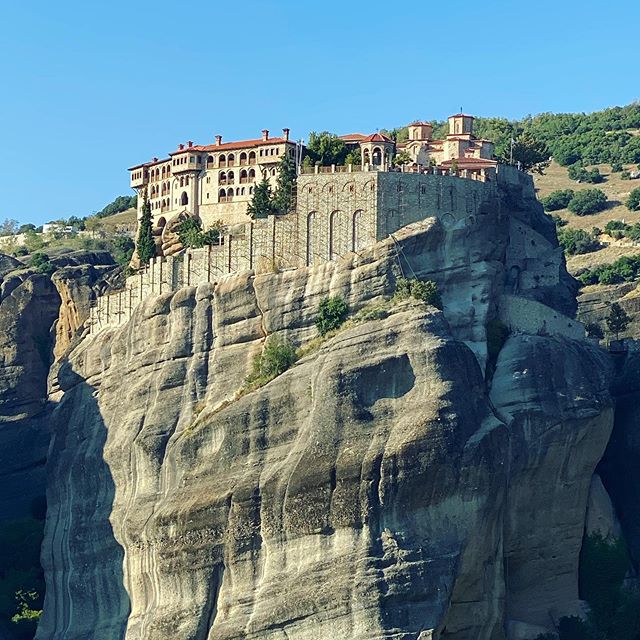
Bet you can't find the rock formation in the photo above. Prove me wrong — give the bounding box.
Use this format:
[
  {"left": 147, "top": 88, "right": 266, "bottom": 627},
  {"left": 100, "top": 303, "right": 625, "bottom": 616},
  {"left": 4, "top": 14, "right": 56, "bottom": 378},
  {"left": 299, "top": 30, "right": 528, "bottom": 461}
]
[{"left": 37, "top": 183, "right": 618, "bottom": 639}]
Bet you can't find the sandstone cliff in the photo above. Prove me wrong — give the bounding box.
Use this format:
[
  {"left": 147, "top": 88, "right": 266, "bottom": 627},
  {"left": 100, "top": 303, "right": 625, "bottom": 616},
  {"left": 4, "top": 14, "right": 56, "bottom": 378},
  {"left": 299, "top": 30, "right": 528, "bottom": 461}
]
[{"left": 37, "top": 188, "right": 617, "bottom": 639}]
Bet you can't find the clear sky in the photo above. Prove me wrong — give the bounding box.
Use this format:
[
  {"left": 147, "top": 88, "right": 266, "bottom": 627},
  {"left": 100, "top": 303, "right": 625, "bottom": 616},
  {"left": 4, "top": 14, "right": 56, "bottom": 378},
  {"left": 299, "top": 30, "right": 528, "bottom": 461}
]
[{"left": 1, "top": 0, "right": 638, "bottom": 225}]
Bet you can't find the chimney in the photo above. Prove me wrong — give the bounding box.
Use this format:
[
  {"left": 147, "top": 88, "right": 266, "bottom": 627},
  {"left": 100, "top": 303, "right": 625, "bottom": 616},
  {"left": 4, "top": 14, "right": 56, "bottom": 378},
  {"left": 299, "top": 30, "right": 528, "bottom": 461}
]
[
  {"left": 262, "top": 129, "right": 269, "bottom": 142},
  {"left": 152, "top": 157, "right": 158, "bottom": 162},
  {"left": 282, "top": 128, "right": 290, "bottom": 141},
  {"left": 215, "top": 135, "right": 222, "bottom": 146},
  {"left": 187, "top": 140, "right": 193, "bottom": 147},
  {"left": 179, "top": 143, "right": 185, "bottom": 150}
]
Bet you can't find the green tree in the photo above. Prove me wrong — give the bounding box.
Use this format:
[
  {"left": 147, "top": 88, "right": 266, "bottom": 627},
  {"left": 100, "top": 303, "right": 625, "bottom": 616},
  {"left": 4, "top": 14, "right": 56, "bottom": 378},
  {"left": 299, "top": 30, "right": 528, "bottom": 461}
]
[
  {"left": 305, "top": 132, "right": 347, "bottom": 166},
  {"left": 17, "top": 223, "right": 36, "bottom": 234},
  {"left": 606, "top": 303, "right": 631, "bottom": 339},
  {"left": 557, "top": 228, "right": 599, "bottom": 255},
  {"left": 247, "top": 178, "right": 275, "bottom": 219},
  {"left": 393, "top": 150, "right": 413, "bottom": 167},
  {"left": 136, "top": 193, "right": 155, "bottom": 265},
  {"left": 505, "top": 132, "right": 551, "bottom": 174},
  {"left": 273, "top": 154, "right": 297, "bottom": 215},
  {"left": 627, "top": 187, "right": 640, "bottom": 212},
  {"left": 541, "top": 189, "right": 575, "bottom": 211},
  {"left": 0, "top": 219, "right": 19, "bottom": 237},
  {"left": 568, "top": 189, "right": 608, "bottom": 215},
  {"left": 344, "top": 148, "right": 362, "bottom": 166}
]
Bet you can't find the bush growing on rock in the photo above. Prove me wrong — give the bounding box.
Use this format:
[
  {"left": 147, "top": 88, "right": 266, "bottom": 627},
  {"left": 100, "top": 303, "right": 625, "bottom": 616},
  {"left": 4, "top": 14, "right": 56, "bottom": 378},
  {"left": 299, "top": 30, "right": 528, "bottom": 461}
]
[
  {"left": 393, "top": 277, "right": 442, "bottom": 308},
  {"left": 316, "top": 296, "right": 349, "bottom": 336},
  {"left": 29, "top": 252, "right": 55, "bottom": 275},
  {"left": 245, "top": 334, "right": 297, "bottom": 389},
  {"left": 541, "top": 189, "right": 575, "bottom": 211},
  {"left": 567, "top": 189, "right": 608, "bottom": 215}
]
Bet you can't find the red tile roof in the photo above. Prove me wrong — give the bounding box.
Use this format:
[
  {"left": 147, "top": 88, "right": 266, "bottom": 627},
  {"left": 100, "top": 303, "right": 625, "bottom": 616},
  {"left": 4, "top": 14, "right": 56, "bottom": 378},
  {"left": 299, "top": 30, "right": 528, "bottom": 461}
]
[
  {"left": 169, "top": 137, "right": 293, "bottom": 155},
  {"left": 448, "top": 113, "right": 475, "bottom": 119},
  {"left": 339, "top": 133, "right": 369, "bottom": 142},
  {"left": 360, "top": 133, "right": 393, "bottom": 143},
  {"left": 408, "top": 121, "right": 432, "bottom": 127}
]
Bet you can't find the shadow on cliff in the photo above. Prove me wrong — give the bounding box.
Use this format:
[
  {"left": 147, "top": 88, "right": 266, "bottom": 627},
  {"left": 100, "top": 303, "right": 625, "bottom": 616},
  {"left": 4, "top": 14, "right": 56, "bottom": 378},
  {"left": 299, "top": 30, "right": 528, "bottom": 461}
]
[{"left": 37, "top": 365, "right": 130, "bottom": 639}]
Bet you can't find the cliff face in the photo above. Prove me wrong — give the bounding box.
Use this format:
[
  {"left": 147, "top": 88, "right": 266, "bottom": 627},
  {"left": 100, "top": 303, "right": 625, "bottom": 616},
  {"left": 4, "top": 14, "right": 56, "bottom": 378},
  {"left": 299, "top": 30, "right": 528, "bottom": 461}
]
[{"left": 38, "top": 188, "right": 616, "bottom": 640}]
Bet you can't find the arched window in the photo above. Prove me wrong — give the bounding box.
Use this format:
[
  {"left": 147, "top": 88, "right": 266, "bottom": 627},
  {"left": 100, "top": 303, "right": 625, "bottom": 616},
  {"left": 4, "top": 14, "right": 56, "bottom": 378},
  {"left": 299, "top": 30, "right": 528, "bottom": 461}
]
[
  {"left": 248, "top": 168, "right": 256, "bottom": 179},
  {"left": 352, "top": 210, "right": 363, "bottom": 252},
  {"left": 249, "top": 186, "right": 254, "bottom": 194},
  {"left": 180, "top": 192, "right": 189, "bottom": 206},
  {"left": 363, "top": 149, "right": 371, "bottom": 165},
  {"left": 239, "top": 152, "right": 247, "bottom": 165},
  {"left": 372, "top": 147, "right": 382, "bottom": 166},
  {"left": 240, "top": 169, "right": 248, "bottom": 183},
  {"left": 219, "top": 188, "right": 226, "bottom": 201},
  {"left": 219, "top": 171, "right": 227, "bottom": 184},
  {"left": 157, "top": 216, "right": 166, "bottom": 227},
  {"left": 227, "top": 153, "right": 235, "bottom": 166},
  {"left": 219, "top": 154, "right": 227, "bottom": 167},
  {"left": 306, "top": 212, "right": 315, "bottom": 266},
  {"left": 180, "top": 176, "right": 184, "bottom": 187},
  {"left": 241, "top": 187, "right": 245, "bottom": 195},
  {"left": 248, "top": 151, "right": 256, "bottom": 164},
  {"left": 329, "top": 210, "right": 339, "bottom": 260},
  {"left": 227, "top": 171, "right": 235, "bottom": 183},
  {"left": 206, "top": 155, "right": 214, "bottom": 167},
  {"left": 161, "top": 166, "right": 166, "bottom": 178},
  {"left": 235, "top": 187, "right": 240, "bottom": 196}
]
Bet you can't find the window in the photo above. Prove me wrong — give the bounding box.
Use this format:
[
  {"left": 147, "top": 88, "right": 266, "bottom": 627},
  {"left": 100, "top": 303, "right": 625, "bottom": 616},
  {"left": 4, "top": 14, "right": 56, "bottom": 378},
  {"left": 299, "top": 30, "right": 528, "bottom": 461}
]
[{"left": 181, "top": 191, "right": 189, "bottom": 206}]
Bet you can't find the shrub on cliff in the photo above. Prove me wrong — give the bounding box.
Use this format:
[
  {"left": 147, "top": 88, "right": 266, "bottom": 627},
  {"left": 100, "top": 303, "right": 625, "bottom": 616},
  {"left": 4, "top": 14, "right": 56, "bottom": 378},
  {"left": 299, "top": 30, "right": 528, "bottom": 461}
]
[
  {"left": 394, "top": 277, "right": 442, "bottom": 309},
  {"left": 316, "top": 296, "right": 349, "bottom": 336},
  {"left": 245, "top": 334, "right": 297, "bottom": 389},
  {"left": 29, "top": 252, "right": 55, "bottom": 275},
  {"left": 567, "top": 189, "right": 608, "bottom": 215},
  {"left": 541, "top": 190, "right": 575, "bottom": 211}
]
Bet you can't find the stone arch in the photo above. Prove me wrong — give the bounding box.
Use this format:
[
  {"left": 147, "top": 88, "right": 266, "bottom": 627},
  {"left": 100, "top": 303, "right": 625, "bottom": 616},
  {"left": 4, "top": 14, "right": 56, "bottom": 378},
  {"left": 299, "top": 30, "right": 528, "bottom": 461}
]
[
  {"left": 372, "top": 147, "right": 382, "bottom": 165},
  {"left": 329, "top": 210, "right": 348, "bottom": 260},
  {"left": 306, "top": 211, "right": 315, "bottom": 266},
  {"left": 352, "top": 209, "right": 365, "bottom": 252}
]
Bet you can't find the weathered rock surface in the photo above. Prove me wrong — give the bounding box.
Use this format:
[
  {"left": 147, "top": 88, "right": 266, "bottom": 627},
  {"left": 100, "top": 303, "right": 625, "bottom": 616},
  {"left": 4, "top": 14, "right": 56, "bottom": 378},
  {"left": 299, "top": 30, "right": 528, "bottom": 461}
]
[{"left": 38, "top": 199, "right": 615, "bottom": 639}]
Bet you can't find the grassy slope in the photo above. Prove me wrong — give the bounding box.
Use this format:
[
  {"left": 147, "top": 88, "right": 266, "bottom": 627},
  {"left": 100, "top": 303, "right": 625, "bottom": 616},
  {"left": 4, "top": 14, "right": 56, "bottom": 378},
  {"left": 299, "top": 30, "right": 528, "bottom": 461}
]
[
  {"left": 533, "top": 161, "right": 640, "bottom": 274},
  {"left": 95, "top": 207, "right": 137, "bottom": 231}
]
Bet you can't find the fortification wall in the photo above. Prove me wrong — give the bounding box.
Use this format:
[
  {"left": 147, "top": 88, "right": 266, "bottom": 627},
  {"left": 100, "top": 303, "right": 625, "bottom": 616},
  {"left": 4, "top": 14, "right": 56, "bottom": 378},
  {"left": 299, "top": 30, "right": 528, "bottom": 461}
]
[
  {"left": 499, "top": 294, "right": 585, "bottom": 340},
  {"left": 88, "top": 166, "right": 535, "bottom": 335}
]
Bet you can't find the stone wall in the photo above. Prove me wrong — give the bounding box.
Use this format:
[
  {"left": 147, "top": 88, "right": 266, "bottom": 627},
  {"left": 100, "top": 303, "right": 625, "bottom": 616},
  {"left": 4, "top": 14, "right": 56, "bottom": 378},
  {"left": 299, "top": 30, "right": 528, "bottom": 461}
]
[
  {"left": 89, "top": 165, "right": 538, "bottom": 336},
  {"left": 499, "top": 294, "right": 585, "bottom": 340}
]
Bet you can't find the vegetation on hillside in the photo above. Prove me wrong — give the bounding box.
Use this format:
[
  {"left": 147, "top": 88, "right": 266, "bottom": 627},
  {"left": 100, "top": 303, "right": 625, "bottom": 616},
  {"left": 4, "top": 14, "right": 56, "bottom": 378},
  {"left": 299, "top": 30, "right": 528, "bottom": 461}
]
[
  {"left": 384, "top": 103, "right": 640, "bottom": 168},
  {"left": 96, "top": 195, "right": 137, "bottom": 219},
  {"left": 567, "top": 189, "right": 608, "bottom": 216},
  {"left": 557, "top": 228, "right": 600, "bottom": 255},
  {"left": 578, "top": 254, "right": 640, "bottom": 285}
]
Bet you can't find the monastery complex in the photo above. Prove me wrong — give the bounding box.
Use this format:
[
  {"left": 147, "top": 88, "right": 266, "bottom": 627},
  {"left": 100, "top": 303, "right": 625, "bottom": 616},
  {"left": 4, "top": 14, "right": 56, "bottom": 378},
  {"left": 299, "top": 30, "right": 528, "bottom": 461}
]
[
  {"left": 87, "top": 111, "right": 583, "bottom": 345},
  {"left": 129, "top": 114, "right": 496, "bottom": 232}
]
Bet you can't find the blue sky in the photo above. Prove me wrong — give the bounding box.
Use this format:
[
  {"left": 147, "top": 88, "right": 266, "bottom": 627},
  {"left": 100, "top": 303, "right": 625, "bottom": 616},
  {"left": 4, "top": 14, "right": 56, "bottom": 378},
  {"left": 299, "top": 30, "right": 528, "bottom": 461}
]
[{"left": 1, "top": 0, "right": 638, "bottom": 225}]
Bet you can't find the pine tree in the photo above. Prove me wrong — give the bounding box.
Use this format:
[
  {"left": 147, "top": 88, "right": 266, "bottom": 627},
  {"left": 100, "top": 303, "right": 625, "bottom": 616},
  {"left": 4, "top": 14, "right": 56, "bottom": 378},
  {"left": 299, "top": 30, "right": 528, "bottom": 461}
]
[
  {"left": 247, "top": 178, "right": 274, "bottom": 219},
  {"left": 136, "top": 192, "right": 155, "bottom": 265},
  {"left": 273, "top": 155, "right": 297, "bottom": 215},
  {"left": 606, "top": 303, "right": 631, "bottom": 340}
]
